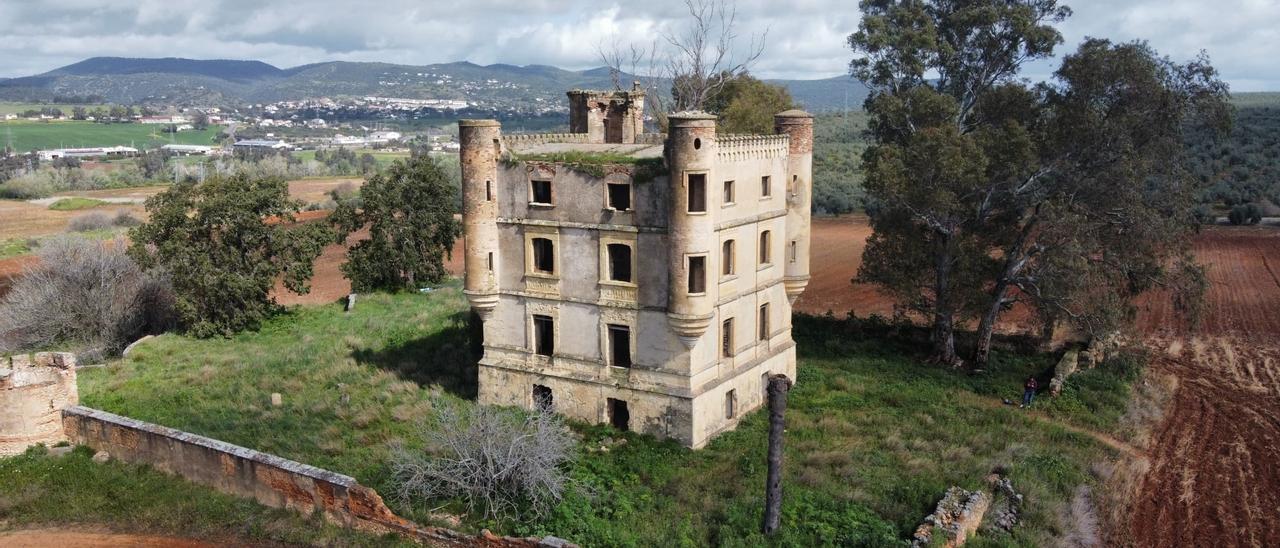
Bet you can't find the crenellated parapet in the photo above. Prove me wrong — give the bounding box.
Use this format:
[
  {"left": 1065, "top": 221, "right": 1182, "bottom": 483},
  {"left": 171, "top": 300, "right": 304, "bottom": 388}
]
[{"left": 501, "top": 133, "right": 591, "bottom": 149}]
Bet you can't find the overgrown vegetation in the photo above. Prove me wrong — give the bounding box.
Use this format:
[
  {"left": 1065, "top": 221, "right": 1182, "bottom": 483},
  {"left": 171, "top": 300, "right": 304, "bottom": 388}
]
[
  {"left": 128, "top": 174, "right": 331, "bottom": 337},
  {"left": 0, "top": 236, "right": 173, "bottom": 357},
  {"left": 47, "top": 197, "right": 106, "bottom": 210},
  {"left": 510, "top": 150, "right": 664, "bottom": 179},
  {"left": 76, "top": 288, "right": 1137, "bottom": 546},
  {"left": 0, "top": 445, "right": 409, "bottom": 546}
]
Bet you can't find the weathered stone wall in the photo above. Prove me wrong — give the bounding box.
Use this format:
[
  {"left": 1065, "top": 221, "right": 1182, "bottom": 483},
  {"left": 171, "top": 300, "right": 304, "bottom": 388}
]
[
  {"left": 61, "top": 406, "right": 564, "bottom": 547},
  {"left": 0, "top": 352, "right": 78, "bottom": 456}
]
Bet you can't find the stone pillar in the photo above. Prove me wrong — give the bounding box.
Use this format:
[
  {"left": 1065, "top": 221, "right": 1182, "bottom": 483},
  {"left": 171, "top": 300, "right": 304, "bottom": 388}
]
[
  {"left": 775, "top": 110, "right": 814, "bottom": 304},
  {"left": 666, "top": 111, "right": 719, "bottom": 348},
  {"left": 459, "top": 119, "right": 501, "bottom": 319},
  {"left": 0, "top": 352, "right": 78, "bottom": 456}
]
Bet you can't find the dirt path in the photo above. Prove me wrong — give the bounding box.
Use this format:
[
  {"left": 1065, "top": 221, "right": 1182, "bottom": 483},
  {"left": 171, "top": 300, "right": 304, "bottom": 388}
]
[{"left": 0, "top": 529, "right": 218, "bottom": 547}]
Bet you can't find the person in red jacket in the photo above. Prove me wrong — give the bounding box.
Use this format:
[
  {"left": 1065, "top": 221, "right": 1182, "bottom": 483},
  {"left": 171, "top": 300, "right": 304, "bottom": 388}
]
[{"left": 1021, "top": 376, "right": 1038, "bottom": 408}]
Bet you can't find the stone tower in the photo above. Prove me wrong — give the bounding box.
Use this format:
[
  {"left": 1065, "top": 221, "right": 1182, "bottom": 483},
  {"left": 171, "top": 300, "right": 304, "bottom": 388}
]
[{"left": 460, "top": 94, "right": 812, "bottom": 448}]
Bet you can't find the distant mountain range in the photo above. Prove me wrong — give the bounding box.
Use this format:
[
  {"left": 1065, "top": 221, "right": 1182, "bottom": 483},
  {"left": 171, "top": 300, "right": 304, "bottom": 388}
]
[{"left": 0, "top": 57, "right": 868, "bottom": 112}]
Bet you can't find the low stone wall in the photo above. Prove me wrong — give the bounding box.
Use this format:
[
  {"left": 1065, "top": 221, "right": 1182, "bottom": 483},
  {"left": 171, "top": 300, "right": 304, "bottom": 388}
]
[
  {"left": 1049, "top": 349, "right": 1080, "bottom": 396},
  {"left": 0, "top": 352, "right": 78, "bottom": 456},
  {"left": 912, "top": 487, "right": 991, "bottom": 548},
  {"left": 62, "top": 406, "right": 564, "bottom": 547}
]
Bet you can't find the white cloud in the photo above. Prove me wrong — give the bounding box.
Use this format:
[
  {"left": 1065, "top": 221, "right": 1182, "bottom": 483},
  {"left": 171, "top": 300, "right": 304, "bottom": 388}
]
[{"left": 0, "top": 0, "right": 1275, "bottom": 89}]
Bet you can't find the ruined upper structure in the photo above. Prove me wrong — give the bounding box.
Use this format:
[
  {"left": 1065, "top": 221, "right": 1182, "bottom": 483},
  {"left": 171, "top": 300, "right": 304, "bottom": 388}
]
[{"left": 460, "top": 91, "right": 812, "bottom": 448}]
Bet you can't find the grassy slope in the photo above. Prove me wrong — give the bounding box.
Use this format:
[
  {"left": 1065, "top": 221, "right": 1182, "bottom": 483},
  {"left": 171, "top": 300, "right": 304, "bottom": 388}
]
[
  {"left": 0, "top": 446, "right": 408, "bottom": 546},
  {"left": 0, "top": 120, "right": 222, "bottom": 151},
  {"left": 48, "top": 197, "right": 106, "bottom": 211},
  {"left": 66, "top": 286, "right": 1134, "bottom": 546}
]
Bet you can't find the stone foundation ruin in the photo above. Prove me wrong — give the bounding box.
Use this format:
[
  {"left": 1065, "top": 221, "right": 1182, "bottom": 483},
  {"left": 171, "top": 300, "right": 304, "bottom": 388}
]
[{"left": 0, "top": 352, "right": 78, "bottom": 456}]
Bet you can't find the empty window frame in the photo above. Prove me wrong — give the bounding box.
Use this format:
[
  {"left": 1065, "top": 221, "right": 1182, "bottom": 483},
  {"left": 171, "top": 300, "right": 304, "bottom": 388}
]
[
  {"left": 532, "top": 237, "right": 555, "bottom": 274},
  {"left": 723, "top": 179, "right": 735, "bottom": 205},
  {"left": 608, "top": 398, "right": 630, "bottom": 430},
  {"left": 722, "top": 317, "right": 735, "bottom": 358},
  {"left": 722, "top": 240, "right": 736, "bottom": 276},
  {"left": 533, "top": 314, "right": 555, "bottom": 356},
  {"left": 607, "top": 182, "right": 631, "bottom": 211},
  {"left": 533, "top": 384, "right": 553, "bottom": 412},
  {"left": 758, "top": 303, "right": 770, "bottom": 341},
  {"left": 759, "top": 230, "right": 772, "bottom": 265},
  {"left": 530, "top": 179, "right": 553, "bottom": 204},
  {"left": 789, "top": 240, "right": 798, "bottom": 263},
  {"left": 761, "top": 175, "right": 772, "bottom": 197},
  {"left": 688, "top": 255, "right": 707, "bottom": 294},
  {"left": 485, "top": 180, "right": 493, "bottom": 201},
  {"left": 688, "top": 173, "right": 706, "bottom": 213},
  {"left": 607, "top": 243, "right": 633, "bottom": 283},
  {"left": 725, "top": 389, "right": 737, "bottom": 419},
  {"left": 487, "top": 252, "right": 494, "bottom": 271},
  {"left": 607, "top": 324, "right": 632, "bottom": 367}
]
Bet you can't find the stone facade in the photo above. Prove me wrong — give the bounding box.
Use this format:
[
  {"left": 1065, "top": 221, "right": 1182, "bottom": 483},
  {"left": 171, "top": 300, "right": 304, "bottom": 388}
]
[
  {"left": 461, "top": 93, "right": 812, "bottom": 448},
  {"left": 0, "top": 352, "right": 78, "bottom": 456}
]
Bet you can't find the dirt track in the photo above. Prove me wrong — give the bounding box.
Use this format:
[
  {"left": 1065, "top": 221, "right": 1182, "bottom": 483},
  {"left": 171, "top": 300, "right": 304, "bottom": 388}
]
[{"left": 0, "top": 529, "right": 216, "bottom": 547}]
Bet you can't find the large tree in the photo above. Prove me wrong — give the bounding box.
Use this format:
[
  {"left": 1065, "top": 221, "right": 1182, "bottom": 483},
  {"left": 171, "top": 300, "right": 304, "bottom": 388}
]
[
  {"left": 702, "top": 72, "right": 797, "bottom": 134},
  {"left": 331, "top": 152, "right": 462, "bottom": 292},
  {"left": 129, "top": 174, "right": 331, "bottom": 337},
  {"left": 849, "top": 0, "right": 1229, "bottom": 366},
  {"left": 850, "top": 0, "right": 1069, "bottom": 365}
]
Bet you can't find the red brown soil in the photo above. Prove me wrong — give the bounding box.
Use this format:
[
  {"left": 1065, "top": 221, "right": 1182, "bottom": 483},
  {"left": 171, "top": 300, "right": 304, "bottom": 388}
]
[
  {"left": 0, "top": 529, "right": 218, "bottom": 547},
  {"left": 1126, "top": 226, "right": 1280, "bottom": 547}
]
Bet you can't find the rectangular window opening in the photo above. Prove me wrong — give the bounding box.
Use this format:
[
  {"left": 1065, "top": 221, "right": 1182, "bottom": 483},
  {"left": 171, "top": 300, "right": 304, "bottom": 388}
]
[
  {"left": 688, "top": 256, "right": 706, "bottom": 294},
  {"left": 789, "top": 240, "right": 798, "bottom": 263},
  {"left": 725, "top": 389, "right": 737, "bottom": 419},
  {"left": 531, "top": 179, "right": 553, "bottom": 205},
  {"left": 533, "top": 314, "right": 555, "bottom": 356},
  {"left": 688, "top": 173, "right": 706, "bottom": 213},
  {"left": 761, "top": 175, "right": 771, "bottom": 197},
  {"left": 533, "top": 384, "right": 553, "bottom": 412},
  {"left": 607, "top": 243, "right": 632, "bottom": 283},
  {"left": 486, "top": 180, "right": 493, "bottom": 201},
  {"left": 608, "top": 398, "right": 630, "bottom": 431},
  {"left": 608, "top": 324, "right": 632, "bottom": 368},
  {"left": 487, "top": 252, "right": 493, "bottom": 271},
  {"left": 607, "top": 182, "right": 631, "bottom": 211},
  {"left": 759, "top": 303, "right": 770, "bottom": 341},
  {"left": 722, "top": 318, "right": 734, "bottom": 358},
  {"left": 532, "top": 237, "right": 555, "bottom": 274},
  {"left": 723, "top": 180, "right": 735, "bottom": 205},
  {"left": 759, "top": 231, "right": 772, "bottom": 265},
  {"left": 722, "top": 240, "right": 736, "bottom": 276}
]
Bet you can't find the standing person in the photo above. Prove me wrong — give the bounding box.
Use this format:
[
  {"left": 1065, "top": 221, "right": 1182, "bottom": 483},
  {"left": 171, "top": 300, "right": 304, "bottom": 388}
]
[{"left": 1021, "top": 376, "right": 1038, "bottom": 408}]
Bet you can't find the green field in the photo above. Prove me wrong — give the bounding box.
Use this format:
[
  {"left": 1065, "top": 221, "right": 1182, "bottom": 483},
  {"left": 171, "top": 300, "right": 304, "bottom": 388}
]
[
  {"left": 67, "top": 285, "right": 1137, "bottom": 546},
  {"left": 294, "top": 149, "right": 411, "bottom": 169},
  {"left": 0, "top": 120, "right": 224, "bottom": 152}
]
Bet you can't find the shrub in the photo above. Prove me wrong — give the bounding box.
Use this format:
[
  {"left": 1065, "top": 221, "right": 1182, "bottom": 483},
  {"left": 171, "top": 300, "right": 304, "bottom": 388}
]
[
  {"left": 0, "top": 173, "right": 54, "bottom": 199},
  {"left": 1227, "top": 203, "right": 1264, "bottom": 225},
  {"left": 112, "top": 210, "right": 142, "bottom": 227},
  {"left": 0, "top": 236, "right": 175, "bottom": 356},
  {"left": 67, "top": 212, "right": 114, "bottom": 232},
  {"left": 390, "top": 402, "right": 577, "bottom": 521}
]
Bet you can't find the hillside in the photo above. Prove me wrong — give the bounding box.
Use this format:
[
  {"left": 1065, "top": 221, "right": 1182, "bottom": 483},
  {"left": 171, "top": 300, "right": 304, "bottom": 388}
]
[{"left": 0, "top": 57, "right": 868, "bottom": 111}]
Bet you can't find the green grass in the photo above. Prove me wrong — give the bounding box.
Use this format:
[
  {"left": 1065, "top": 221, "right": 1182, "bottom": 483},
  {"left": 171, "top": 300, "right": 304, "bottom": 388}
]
[
  {"left": 0, "top": 237, "right": 34, "bottom": 259},
  {"left": 0, "top": 120, "right": 223, "bottom": 152},
  {"left": 71, "top": 286, "right": 1135, "bottom": 546},
  {"left": 47, "top": 197, "right": 107, "bottom": 211},
  {"left": 294, "top": 149, "right": 410, "bottom": 170},
  {"left": 0, "top": 445, "right": 409, "bottom": 546},
  {"left": 508, "top": 151, "right": 666, "bottom": 180}
]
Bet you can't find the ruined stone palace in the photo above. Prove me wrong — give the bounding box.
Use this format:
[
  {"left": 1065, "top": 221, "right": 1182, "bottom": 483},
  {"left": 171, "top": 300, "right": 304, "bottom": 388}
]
[{"left": 460, "top": 88, "right": 812, "bottom": 448}]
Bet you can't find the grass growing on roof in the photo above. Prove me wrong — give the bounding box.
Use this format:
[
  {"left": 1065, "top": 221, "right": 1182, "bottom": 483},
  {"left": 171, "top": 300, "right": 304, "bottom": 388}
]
[
  {"left": 510, "top": 151, "right": 666, "bottom": 179},
  {"left": 76, "top": 285, "right": 1137, "bottom": 546},
  {"left": 48, "top": 197, "right": 107, "bottom": 211},
  {"left": 0, "top": 445, "right": 409, "bottom": 546}
]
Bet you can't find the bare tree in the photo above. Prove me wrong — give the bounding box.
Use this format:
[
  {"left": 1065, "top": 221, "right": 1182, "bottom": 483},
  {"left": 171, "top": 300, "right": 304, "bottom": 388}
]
[
  {"left": 597, "top": 0, "right": 767, "bottom": 126},
  {"left": 389, "top": 400, "right": 577, "bottom": 521}
]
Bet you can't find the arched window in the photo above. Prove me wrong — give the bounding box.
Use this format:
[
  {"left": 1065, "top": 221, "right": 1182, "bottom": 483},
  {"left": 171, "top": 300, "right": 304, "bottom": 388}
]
[
  {"left": 759, "top": 230, "right": 772, "bottom": 265},
  {"left": 722, "top": 240, "right": 736, "bottom": 276}
]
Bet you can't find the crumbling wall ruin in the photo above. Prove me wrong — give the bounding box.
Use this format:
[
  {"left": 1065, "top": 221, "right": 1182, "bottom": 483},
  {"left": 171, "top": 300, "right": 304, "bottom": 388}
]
[{"left": 0, "top": 352, "right": 78, "bottom": 456}]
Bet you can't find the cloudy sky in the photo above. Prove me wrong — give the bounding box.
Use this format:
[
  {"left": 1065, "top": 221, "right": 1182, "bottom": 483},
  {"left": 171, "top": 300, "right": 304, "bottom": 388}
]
[{"left": 0, "top": 0, "right": 1277, "bottom": 90}]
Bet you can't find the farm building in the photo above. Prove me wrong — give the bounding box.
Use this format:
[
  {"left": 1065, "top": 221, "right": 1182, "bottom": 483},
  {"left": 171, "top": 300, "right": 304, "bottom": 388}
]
[
  {"left": 37, "top": 146, "right": 139, "bottom": 161},
  {"left": 460, "top": 88, "right": 813, "bottom": 448},
  {"left": 233, "top": 139, "right": 292, "bottom": 152},
  {"left": 160, "top": 144, "right": 216, "bottom": 156}
]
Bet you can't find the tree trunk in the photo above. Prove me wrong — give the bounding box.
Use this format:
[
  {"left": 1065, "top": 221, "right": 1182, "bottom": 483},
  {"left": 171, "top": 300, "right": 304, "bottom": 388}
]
[
  {"left": 931, "top": 235, "right": 959, "bottom": 366},
  {"left": 973, "top": 219, "right": 1036, "bottom": 367},
  {"left": 762, "top": 374, "right": 792, "bottom": 535}
]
